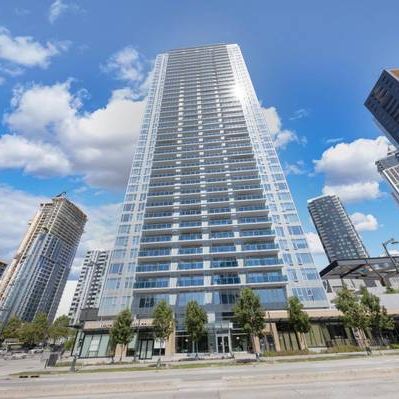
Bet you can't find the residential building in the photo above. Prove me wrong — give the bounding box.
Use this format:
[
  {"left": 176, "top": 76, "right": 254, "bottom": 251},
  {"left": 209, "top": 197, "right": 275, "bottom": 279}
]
[
  {"left": 79, "top": 43, "right": 328, "bottom": 359},
  {"left": 308, "top": 195, "right": 369, "bottom": 263},
  {"left": 0, "top": 261, "right": 7, "bottom": 280},
  {"left": 376, "top": 148, "right": 399, "bottom": 204},
  {"left": 68, "top": 250, "right": 110, "bottom": 325},
  {"left": 0, "top": 195, "right": 87, "bottom": 324},
  {"left": 365, "top": 68, "right": 399, "bottom": 148}
]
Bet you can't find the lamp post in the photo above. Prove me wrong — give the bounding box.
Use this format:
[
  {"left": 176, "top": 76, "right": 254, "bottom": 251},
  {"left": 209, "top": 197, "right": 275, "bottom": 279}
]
[{"left": 382, "top": 238, "right": 399, "bottom": 273}]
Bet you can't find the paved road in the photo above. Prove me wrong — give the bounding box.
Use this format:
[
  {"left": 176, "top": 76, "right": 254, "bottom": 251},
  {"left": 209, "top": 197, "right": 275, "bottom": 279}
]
[{"left": 1, "top": 355, "right": 399, "bottom": 398}]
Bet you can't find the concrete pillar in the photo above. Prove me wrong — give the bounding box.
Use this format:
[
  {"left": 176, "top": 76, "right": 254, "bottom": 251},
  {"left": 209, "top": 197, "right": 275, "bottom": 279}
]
[
  {"left": 252, "top": 335, "right": 261, "bottom": 353},
  {"left": 270, "top": 322, "right": 281, "bottom": 352},
  {"left": 165, "top": 329, "right": 176, "bottom": 356}
]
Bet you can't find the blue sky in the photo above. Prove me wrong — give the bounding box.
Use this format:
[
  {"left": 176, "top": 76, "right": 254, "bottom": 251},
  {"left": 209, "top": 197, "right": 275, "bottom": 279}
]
[{"left": 1, "top": 0, "right": 399, "bottom": 280}]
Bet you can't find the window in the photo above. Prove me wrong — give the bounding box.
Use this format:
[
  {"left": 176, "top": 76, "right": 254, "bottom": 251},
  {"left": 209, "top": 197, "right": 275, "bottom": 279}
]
[
  {"left": 109, "top": 263, "right": 124, "bottom": 274},
  {"left": 292, "top": 239, "right": 308, "bottom": 249},
  {"left": 253, "top": 288, "right": 286, "bottom": 308},
  {"left": 105, "top": 278, "right": 121, "bottom": 290},
  {"left": 282, "top": 253, "right": 293, "bottom": 265},
  {"left": 213, "top": 290, "right": 239, "bottom": 304},
  {"left": 177, "top": 292, "right": 205, "bottom": 306},
  {"left": 293, "top": 287, "right": 326, "bottom": 302},
  {"left": 178, "top": 261, "right": 203, "bottom": 270},
  {"left": 301, "top": 268, "right": 319, "bottom": 280},
  {"left": 296, "top": 253, "right": 313, "bottom": 264},
  {"left": 288, "top": 226, "right": 303, "bottom": 235}
]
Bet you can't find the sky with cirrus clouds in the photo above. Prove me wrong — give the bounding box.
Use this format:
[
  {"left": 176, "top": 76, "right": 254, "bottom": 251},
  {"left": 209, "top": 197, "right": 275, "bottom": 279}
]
[{"left": 1, "top": 0, "right": 399, "bottom": 314}]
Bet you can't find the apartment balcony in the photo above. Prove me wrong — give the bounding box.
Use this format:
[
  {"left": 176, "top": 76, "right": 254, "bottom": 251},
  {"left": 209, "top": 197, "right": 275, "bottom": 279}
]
[
  {"left": 134, "top": 280, "right": 169, "bottom": 289},
  {"left": 247, "top": 273, "right": 288, "bottom": 283}
]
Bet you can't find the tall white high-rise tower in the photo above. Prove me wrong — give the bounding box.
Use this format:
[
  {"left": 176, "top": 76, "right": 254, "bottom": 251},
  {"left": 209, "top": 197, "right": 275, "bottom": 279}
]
[{"left": 99, "top": 44, "right": 329, "bottom": 347}]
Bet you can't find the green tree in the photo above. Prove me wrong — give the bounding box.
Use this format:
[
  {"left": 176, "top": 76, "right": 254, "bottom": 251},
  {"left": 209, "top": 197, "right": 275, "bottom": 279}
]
[
  {"left": 360, "top": 288, "right": 395, "bottom": 343},
  {"left": 287, "top": 297, "right": 311, "bottom": 350},
  {"left": 2, "top": 316, "right": 22, "bottom": 340},
  {"left": 184, "top": 300, "right": 207, "bottom": 357},
  {"left": 233, "top": 288, "right": 266, "bottom": 356},
  {"left": 335, "top": 286, "right": 370, "bottom": 347},
  {"left": 152, "top": 300, "right": 174, "bottom": 367},
  {"left": 110, "top": 309, "right": 134, "bottom": 362},
  {"left": 48, "top": 315, "right": 73, "bottom": 345},
  {"left": 19, "top": 312, "right": 49, "bottom": 347}
]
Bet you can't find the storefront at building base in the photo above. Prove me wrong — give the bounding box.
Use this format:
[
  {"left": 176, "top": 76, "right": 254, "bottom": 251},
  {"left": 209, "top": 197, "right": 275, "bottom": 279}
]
[{"left": 72, "top": 309, "right": 399, "bottom": 360}]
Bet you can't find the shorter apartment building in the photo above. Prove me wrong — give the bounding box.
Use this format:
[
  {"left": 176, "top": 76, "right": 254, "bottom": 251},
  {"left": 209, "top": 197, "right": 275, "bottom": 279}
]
[
  {"left": 376, "top": 149, "right": 399, "bottom": 204},
  {"left": 308, "top": 195, "right": 369, "bottom": 262},
  {"left": 68, "top": 250, "right": 110, "bottom": 325}
]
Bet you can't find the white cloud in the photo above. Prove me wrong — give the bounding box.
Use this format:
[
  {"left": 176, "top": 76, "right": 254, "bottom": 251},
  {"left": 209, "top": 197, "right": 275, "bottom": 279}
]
[
  {"left": 284, "top": 160, "right": 306, "bottom": 176},
  {"left": 290, "top": 108, "right": 310, "bottom": 120},
  {"left": 0, "top": 185, "right": 47, "bottom": 262},
  {"left": 305, "top": 232, "right": 326, "bottom": 255},
  {"left": 101, "top": 46, "right": 150, "bottom": 97},
  {"left": 49, "top": 0, "right": 81, "bottom": 24},
  {"left": 2, "top": 81, "right": 145, "bottom": 189},
  {"left": 322, "top": 182, "right": 381, "bottom": 203},
  {"left": 350, "top": 212, "right": 379, "bottom": 232},
  {"left": 0, "top": 27, "right": 68, "bottom": 68},
  {"left": 0, "top": 134, "right": 71, "bottom": 176},
  {"left": 314, "top": 136, "right": 389, "bottom": 202},
  {"left": 262, "top": 106, "right": 305, "bottom": 149}
]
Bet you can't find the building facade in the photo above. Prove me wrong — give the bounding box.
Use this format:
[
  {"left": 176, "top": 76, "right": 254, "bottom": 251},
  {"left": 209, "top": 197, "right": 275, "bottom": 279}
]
[
  {"left": 365, "top": 69, "right": 399, "bottom": 148},
  {"left": 69, "top": 250, "right": 110, "bottom": 325},
  {"left": 308, "top": 195, "right": 369, "bottom": 263},
  {"left": 0, "top": 261, "right": 7, "bottom": 280},
  {"left": 0, "top": 196, "right": 87, "bottom": 324},
  {"left": 91, "top": 43, "right": 328, "bottom": 357},
  {"left": 376, "top": 148, "right": 399, "bottom": 204}
]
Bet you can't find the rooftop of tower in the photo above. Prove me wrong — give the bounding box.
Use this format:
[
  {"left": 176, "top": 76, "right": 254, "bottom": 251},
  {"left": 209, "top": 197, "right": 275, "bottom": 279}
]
[{"left": 165, "top": 43, "right": 236, "bottom": 54}]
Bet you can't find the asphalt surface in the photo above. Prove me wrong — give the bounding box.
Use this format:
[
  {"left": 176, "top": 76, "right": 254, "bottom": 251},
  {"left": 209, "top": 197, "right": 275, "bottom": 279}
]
[{"left": 1, "top": 355, "right": 399, "bottom": 398}]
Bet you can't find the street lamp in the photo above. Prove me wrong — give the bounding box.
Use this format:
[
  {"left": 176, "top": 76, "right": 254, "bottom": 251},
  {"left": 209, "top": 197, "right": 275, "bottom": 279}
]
[{"left": 382, "top": 238, "right": 399, "bottom": 274}]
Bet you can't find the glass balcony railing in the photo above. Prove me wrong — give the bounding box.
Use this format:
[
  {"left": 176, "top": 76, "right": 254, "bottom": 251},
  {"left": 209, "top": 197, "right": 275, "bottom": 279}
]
[
  {"left": 244, "top": 257, "right": 283, "bottom": 267},
  {"left": 212, "top": 276, "right": 241, "bottom": 285},
  {"left": 134, "top": 280, "right": 169, "bottom": 288},
  {"left": 136, "top": 263, "right": 170, "bottom": 272},
  {"left": 242, "top": 243, "right": 279, "bottom": 251},
  {"left": 247, "top": 274, "right": 288, "bottom": 283}
]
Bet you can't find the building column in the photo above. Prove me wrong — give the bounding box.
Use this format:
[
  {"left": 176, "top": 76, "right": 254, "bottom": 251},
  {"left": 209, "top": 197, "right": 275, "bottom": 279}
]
[
  {"left": 165, "top": 328, "right": 176, "bottom": 356},
  {"left": 270, "top": 322, "right": 281, "bottom": 352}
]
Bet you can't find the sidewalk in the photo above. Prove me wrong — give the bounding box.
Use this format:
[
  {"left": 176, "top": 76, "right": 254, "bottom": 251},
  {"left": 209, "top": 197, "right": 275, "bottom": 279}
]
[{"left": 15, "top": 348, "right": 398, "bottom": 376}]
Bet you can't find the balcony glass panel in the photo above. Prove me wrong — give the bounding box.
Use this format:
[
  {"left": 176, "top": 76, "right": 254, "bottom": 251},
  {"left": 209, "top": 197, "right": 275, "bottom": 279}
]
[
  {"left": 212, "top": 274, "right": 240, "bottom": 285},
  {"left": 178, "top": 262, "right": 203, "bottom": 270}
]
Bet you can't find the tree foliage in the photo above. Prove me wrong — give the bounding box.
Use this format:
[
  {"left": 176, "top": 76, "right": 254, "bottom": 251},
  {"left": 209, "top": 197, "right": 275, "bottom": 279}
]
[
  {"left": 152, "top": 300, "right": 174, "bottom": 343},
  {"left": 184, "top": 300, "right": 207, "bottom": 354},
  {"left": 48, "top": 315, "right": 73, "bottom": 343},
  {"left": 335, "top": 286, "right": 395, "bottom": 340},
  {"left": 335, "top": 286, "right": 370, "bottom": 331},
  {"left": 287, "top": 296, "right": 310, "bottom": 350},
  {"left": 360, "top": 288, "right": 395, "bottom": 333},
  {"left": 19, "top": 313, "right": 49, "bottom": 347},
  {"left": 2, "top": 316, "right": 22, "bottom": 340},
  {"left": 233, "top": 288, "right": 266, "bottom": 338},
  {"left": 287, "top": 297, "right": 311, "bottom": 333},
  {"left": 110, "top": 309, "right": 134, "bottom": 361}
]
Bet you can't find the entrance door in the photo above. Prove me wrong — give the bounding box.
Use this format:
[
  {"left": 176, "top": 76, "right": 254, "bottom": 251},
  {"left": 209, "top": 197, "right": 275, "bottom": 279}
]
[
  {"left": 217, "top": 335, "right": 230, "bottom": 354},
  {"left": 139, "top": 339, "right": 154, "bottom": 360}
]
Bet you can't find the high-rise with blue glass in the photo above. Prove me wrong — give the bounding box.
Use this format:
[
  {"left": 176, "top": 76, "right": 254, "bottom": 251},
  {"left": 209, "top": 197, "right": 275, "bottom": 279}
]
[{"left": 98, "top": 44, "right": 328, "bottom": 354}]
